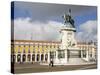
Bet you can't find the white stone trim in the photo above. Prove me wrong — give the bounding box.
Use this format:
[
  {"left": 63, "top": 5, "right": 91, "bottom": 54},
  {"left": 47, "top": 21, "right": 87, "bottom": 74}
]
[
  {"left": 21, "top": 53, "right": 23, "bottom": 63},
  {"left": 35, "top": 53, "right": 37, "bottom": 62},
  {"left": 39, "top": 53, "right": 41, "bottom": 62},
  {"left": 48, "top": 52, "right": 50, "bottom": 63},
  {"left": 26, "top": 54, "right": 28, "bottom": 62},
  {"left": 15, "top": 54, "right": 17, "bottom": 62},
  {"left": 81, "top": 50, "right": 83, "bottom": 58},
  {"left": 30, "top": 53, "right": 32, "bottom": 62}
]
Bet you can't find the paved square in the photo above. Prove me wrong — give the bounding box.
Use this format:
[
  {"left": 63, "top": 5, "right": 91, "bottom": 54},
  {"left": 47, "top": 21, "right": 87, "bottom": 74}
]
[{"left": 13, "top": 63, "right": 97, "bottom": 74}]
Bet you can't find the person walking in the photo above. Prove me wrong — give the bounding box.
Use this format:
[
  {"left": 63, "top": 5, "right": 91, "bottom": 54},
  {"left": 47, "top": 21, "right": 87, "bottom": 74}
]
[{"left": 49, "top": 58, "right": 54, "bottom": 67}]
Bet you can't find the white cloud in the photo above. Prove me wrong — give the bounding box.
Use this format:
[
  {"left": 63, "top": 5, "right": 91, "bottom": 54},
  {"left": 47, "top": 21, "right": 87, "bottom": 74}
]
[
  {"left": 14, "top": 18, "right": 97, "bottom": 42},
  {"left": 76, "top": 20, "right": 97, "bottom": 42},
  {"left": 14, "top": 17, "right": 64, "bottom": 41}
]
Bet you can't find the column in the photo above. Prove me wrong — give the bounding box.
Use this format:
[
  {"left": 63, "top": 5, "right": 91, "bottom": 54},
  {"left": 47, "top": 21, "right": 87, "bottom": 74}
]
[
  {"left": 35, "top": 53, "right": 37, "bottom": 62},
  {"left": 26, "top": 54, "right": 28, "bottom": 62},
  {"left": 92, "top": 48, "right": 95, "bottom": 61},
  {"left": 86, "top": 50, "right": 89, "bottom": 61},
  {"left": 55, "top": 50, "right": 58, "bottom": 63},
  {"left": 39, "top": 53, "right": 41, "bottom": 62},
  {"left": 21, "top": 53, "right": 23, "bottom": 63},
  {"left": 81, "top": 50, "right": 83, "bottom": 58},
  {"left": 30, "top": 53, "right": 32, "bottom": 63},
  {"left": 55, "top": 51, "right": 58, "bottom": 59},
  {"left": 16, "top": 54, "right": 17, "bottom": 63},
  {"left": 48, "top": 52, "right": 50, "bottom": 63}
]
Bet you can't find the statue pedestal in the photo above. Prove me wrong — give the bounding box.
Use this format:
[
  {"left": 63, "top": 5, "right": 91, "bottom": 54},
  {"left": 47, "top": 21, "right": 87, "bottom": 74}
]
[{"left": 54, "top": 49, "right": 68, "bottom": 64}]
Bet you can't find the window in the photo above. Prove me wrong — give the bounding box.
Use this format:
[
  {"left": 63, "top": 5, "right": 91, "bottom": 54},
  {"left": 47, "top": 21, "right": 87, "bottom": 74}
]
[
  {"left": 23, "top": 49, "right": 25, "bottom": 53},
  {"left": 33, "top": 51, "right": 35, "bottom": 53},
  {"left": 28, "top": 49, "right": 30, "bottom": 53},
  {"left": 18, "top": 46, "right": 20, "bottom": 53}
]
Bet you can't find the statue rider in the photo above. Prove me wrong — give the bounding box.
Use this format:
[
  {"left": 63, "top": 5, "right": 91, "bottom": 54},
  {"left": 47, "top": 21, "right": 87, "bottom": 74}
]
[{"left": 62, "top": 9, "right": 75, "bottom": 28}]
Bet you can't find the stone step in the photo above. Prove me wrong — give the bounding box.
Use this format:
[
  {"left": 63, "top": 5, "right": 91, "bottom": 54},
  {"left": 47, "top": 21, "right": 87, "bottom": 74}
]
[{"left": 67, "top": 58, "right": 86, "bottom": 64}]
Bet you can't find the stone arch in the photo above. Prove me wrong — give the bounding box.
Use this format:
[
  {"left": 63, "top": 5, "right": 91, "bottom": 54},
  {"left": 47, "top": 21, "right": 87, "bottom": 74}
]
[
  {"left": 17, "top": 54, "right": 21, "bottom": 63},
  {"left": 22, "top": 54, "right": 26, "bottom": 62},
  {"left": 37, "top": 54, "right": 40, "bottom": 61},
  {"left": 45, "top": 54, "right": 48, "bottom": 61},
  {"left": 41, "top": 54, "right": 44, "bottom": 61},
  {"left": 27, "top": 54, "right": 31, "bottom": 62},
  {"left": 32, "top": 54, "right": 35, "bottom": 61}
]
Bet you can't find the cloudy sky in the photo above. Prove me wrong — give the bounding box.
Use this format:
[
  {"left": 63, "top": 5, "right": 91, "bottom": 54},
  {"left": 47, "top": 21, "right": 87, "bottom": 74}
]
[{"left": 11, "top": 1, "right": 97, "bottom": 42}]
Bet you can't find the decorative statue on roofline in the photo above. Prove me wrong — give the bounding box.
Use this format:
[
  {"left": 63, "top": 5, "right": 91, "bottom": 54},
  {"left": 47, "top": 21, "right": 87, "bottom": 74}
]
[{"left": 62, "top": 9, "right": 75, "bottom": 28}]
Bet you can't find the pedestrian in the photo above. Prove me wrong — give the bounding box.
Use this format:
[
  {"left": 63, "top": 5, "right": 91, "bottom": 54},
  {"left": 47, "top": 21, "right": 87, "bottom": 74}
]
[
  {"left": 52, "top": 58, "right": 54, "bottom": 67},
  {"left": 50, "top": 58, "right": 54, "bottom": 67}
]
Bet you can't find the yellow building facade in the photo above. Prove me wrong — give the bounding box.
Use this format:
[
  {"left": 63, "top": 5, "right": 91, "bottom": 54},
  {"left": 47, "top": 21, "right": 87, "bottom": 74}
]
[
  {"left": 11, "top": 40, "right": 60, "bottom": 63},
  {"left": 11, "top": 40, "right": 97, "bottom": 63}
]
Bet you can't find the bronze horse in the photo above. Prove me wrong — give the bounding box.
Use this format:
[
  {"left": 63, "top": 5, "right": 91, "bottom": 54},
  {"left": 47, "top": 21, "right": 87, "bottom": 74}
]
[{"left": 63, "top": 13, "right": 75, "bottom": 27}]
